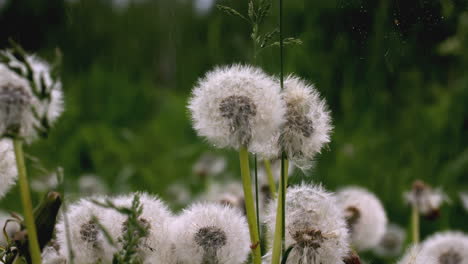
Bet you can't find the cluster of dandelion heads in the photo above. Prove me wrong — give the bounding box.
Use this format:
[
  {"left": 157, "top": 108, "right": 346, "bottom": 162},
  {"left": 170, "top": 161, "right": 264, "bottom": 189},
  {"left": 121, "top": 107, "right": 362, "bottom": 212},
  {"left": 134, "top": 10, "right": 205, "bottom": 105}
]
[
  {"left": 419, "top": 231, "right": 468, "bottom": 264},
  {"left": 55, "top": 197, "right": 116, "bottom": 264},
  {"left": 279, "top": 75, "right": 332, "bottom": 169},
  {"left": 265, "top": 184, "right": 349, "bottom": 264},
  {"left": 0, "top": 50, "right": 64, "bottom": 142},
  {"left": 105, "top": 192, "right": 174, "bottom": 263},
  {"left": 0, "top": 139, "right": 17, "bottom": 198},
  {"left": 336, "top": 186, "right": 387, "bottom": 251},
  {"left": 373, "top": 223, "right": 406, "bottom": 257},
  {"left": 188, "top": 64, "right": 285, "bottom": 158},
  {"left": 171, "top": 203, "right": 250, "bottom": 264}
]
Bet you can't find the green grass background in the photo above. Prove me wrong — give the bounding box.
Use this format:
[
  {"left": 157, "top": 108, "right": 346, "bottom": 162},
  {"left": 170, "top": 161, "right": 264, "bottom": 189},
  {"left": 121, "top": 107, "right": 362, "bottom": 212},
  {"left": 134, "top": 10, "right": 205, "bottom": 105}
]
[{"left": 0, "top": 0, "right": 467, "bottom": 262}]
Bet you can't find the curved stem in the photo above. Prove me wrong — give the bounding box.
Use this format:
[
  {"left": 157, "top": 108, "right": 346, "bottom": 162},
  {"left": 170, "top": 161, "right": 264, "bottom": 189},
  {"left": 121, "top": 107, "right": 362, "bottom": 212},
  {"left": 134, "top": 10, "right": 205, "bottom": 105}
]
[
  {"left": 238, "top": 146, "right": 262, "bottom": 264},
  {"left": 13, "top": 139, "right": 42, "bottom": 264}
]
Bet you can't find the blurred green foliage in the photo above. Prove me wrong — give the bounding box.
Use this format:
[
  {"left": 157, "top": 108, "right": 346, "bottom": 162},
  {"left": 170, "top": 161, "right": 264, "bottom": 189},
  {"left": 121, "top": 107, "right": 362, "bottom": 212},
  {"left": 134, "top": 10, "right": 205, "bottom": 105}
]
[{"left": 0, "top": 0, "right": 467, "bottom": 262}]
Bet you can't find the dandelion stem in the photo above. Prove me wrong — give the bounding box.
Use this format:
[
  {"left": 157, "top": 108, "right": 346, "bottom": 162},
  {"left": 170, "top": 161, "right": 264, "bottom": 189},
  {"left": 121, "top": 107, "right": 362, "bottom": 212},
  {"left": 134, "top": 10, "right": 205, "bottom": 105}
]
[
  {"left": 13, "top": 139, "right": 42, "bottom": 264},
  {"left": 411, "top": 203, "right": 420, "bottom": 244},
  {"left": 263, "top": 160, "right": 276, "bottom": 197},
  {"left": 238, "top": 146, "right": 262, "bottom": 264},
  {"left": 254, "top": 154, "right": 262, "bottom": 250}
]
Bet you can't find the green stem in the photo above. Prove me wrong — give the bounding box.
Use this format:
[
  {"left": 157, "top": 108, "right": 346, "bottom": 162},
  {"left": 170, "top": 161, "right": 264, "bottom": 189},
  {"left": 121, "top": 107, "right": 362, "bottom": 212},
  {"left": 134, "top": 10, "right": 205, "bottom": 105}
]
[
  {"left": 263, "top": 160, "right": 276, "bottom": 197},
  {"left": 238, "top": 146, "right": 262, "bottom": 264},
  {"left": 411, "top": 203, "right": 420, "bottom": 244},
  {"left": 254, "top": 154, "right": 261, "bottom": 253},
  {"left": 13, "top": 140, "right": 42, "bottom": 264},
  {"left": 271, "top": 157, "right": 288, "bottom": 264}
]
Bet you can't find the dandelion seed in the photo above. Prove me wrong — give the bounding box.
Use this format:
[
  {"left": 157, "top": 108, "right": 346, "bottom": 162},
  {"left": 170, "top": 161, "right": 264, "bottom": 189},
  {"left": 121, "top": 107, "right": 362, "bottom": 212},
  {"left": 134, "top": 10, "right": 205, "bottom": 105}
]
[
  {"left": 279, "top": 75, "right": 332, "bottom": 169},
  {"left": 188, "top": 64, "right": 285, "bottom": 158},
  {"left": 336, "top": 186, "right": 387, "bottom": 251},
  {"left": 404, "top": 180, "right": 449, "bottom": 219},
  {"left": 419, "top": 231, "right": 468, "bottom": 264},
  {"left": 0, "top": 139, "right": 17, "bottom": 199},
  {"left": 171, "top": 203, "right": 250, "bottom": 264},
  {"left": 0, "top": 51, "right": 64, "bottom": 142},
  {"left": 265, "top": 184, "right": 350, "bottom": 264},
  {"left": 373, "top": 223, "right": 406, "bottom": 257}
]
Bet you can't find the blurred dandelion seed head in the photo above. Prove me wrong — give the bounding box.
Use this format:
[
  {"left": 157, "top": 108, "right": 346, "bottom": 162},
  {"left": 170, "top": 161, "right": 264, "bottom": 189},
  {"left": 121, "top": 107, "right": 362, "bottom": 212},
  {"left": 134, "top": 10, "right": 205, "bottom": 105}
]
[
  {"left": 373, "top": 223, "right": 406, "bottom": 257},
  {"left": 336, "top": 186, "right": 387, "bottom": 251},
  {"left": 0, "top": 138, "right": 17, "bottom": 198},
  {"left": 404, "top": 180, "right": 449, "bottom": 219},
  {"left": 419, "top": 231, "right": 468, "bottom": 264}
]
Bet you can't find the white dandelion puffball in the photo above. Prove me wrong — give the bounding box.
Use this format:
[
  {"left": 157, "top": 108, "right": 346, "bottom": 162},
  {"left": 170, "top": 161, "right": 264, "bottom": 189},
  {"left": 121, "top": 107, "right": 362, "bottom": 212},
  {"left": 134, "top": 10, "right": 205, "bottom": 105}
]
[
  {"left": 373, "top": 223, "right": 406, "bottom": 257},
  {"left": 103, "top": 192, "right": 175, "bottom": 264},
  {"left": 336, "top": 186, "right": 387, "bottom": 251},
  {"left": 55, "top": 197, "right": 116, "bottom": 264},
  {"left": 0, "top": 139, "right": 17, "bottom": 199},
  {"left": 188, "top": 64, "right": 285, "bottom": 158},
  {"left": 0, "top": 211, "right": 20, "bottom": 247},
  {"left": 397, "top": 245, "right": 436, "bottom": 264},
  {"left": 42, "top": 246, "right": 67, "bottom": 264},
  {"left": 0, "top": 51, "right": 64, "bottom": 142},
  {"left": 265, "top": 184, "right": 350, "bottom": 264},
  {"left": 419, "top": 231, "right": 468, "bottom": 264},
  {"left": 404, "top": 180, "right": 449, "bottom": 219},
  {"left": 171, "top": 203, "right": 250, "bottom": 264},
  {"left": 279, "top": 75, "right": 332, "bottom": 169}
]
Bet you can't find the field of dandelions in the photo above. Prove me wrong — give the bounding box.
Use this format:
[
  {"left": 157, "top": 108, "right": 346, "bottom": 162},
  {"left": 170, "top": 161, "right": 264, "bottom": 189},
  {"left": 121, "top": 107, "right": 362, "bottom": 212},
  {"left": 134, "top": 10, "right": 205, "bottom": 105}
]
[{"left": 1, "top": 0, "right": 468, "bottom": 264}]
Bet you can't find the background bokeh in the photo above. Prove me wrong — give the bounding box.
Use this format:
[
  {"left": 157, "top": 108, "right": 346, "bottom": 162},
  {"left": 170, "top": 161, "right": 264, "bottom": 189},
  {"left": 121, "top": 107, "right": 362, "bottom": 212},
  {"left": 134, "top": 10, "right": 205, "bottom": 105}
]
[{"left": 0, "top": 0, "right": 467, "bottom": 262}]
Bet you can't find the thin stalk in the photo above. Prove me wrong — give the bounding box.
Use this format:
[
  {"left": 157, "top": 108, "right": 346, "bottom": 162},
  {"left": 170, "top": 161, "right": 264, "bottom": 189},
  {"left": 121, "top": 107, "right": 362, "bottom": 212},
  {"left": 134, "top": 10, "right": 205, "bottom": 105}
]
[
  {"left": 263, "top": 160, "right": 276, "bottom": 197},
  {"left": 411, "top": 203, "right": 420, "bottom": 244},
  {"left": 272, "top": 0, "right": 286, "bottom": 262},
  {"left": 239, "top": 146, "right": 262, "bottom": 264},
  {"left": 254, "top": 154, "right": 261, "bottom": 249},
  {"left": 13, "top": 140, "right": 42, "bottom": 264}
]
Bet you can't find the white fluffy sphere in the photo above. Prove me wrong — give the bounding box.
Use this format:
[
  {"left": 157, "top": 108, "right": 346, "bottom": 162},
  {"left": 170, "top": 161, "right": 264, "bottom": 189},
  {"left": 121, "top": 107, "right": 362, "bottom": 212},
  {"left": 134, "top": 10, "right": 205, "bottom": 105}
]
[
  {"left": 279, "top": 75, "right": 332, "bottom": 169},
  {"left": 171, "top": 203, "right": 250, "bottom": 264},
  {"left": 419, "top": 231, "right": 468, "bottom": 264},
  {"left": 188, "top": 64, "right": 285, "bottom": 158},
  {"left": 265, "top": 184, "right": 350, "bottom": 264},
  {"left": 336, "top": 186, "right": 387, "bottom": 251}
]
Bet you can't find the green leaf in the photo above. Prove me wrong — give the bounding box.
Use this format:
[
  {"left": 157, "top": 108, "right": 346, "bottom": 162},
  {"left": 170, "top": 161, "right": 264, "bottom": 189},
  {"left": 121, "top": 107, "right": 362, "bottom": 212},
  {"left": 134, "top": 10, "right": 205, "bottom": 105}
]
[{"left": 216, "top": 5, "right": 249, "bottom": 23}]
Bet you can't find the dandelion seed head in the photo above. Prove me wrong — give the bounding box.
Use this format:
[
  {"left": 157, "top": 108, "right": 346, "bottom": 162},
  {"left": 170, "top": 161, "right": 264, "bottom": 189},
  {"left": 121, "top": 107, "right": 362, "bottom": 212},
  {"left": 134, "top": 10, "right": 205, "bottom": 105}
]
[
  {"left": 459, "top": 192, "right": 468, "bottom": 212},
  {"left": 404, "top": 180, "right": 449, "bottom": 219},
  {"left": 0, "top": 52, "right": 64, "bottom": 142},
  {"left": 373, "top": 223, "right": 406, "bottom": 257},
  {"left": 107, "top": 192, "right": 174, "bottom": 263},
  {"left": 193, "top": 153, "right": 227, "bottom": 177},
  {"left": 265, "top": 183, "right": 349, "bottom": 264},
  {"left": 398, "top": 245, "right": 437, "bottom": 264},
  {"left": 0, "top": 139, "right": 17, "bottom": 199},
  {"left": 188, "top": 64, "right": 285, "bottom": 158},
  {"left": 56, "top": 197, "right": 115, "bottom": 264},
  {"left": 419, "top": 231, "right": 468, "bottom": 264},
  {"left": 280, "top": 75, "right": 332, "bottom": 170},
  {"left": 197, "top": 180, "right": 246, "bottom": 214},
  {"left": 171, "top": 203, "right": 250, "bottom": 264},
  {"left": 336, "top": 186, "right": 387, "bottom": 251}
]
